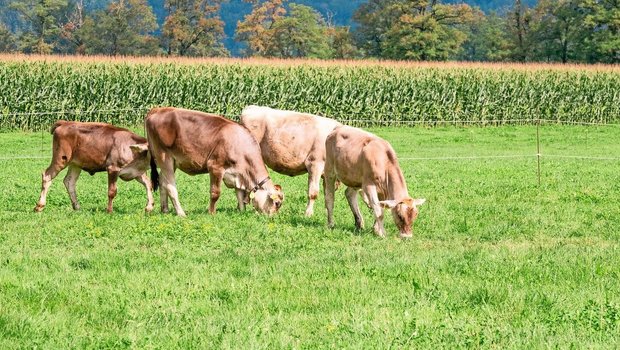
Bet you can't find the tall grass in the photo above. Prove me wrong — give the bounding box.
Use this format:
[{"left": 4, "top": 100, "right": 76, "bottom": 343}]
[{"left": 1, "top": 55, "right": 619, "bottom": 130}]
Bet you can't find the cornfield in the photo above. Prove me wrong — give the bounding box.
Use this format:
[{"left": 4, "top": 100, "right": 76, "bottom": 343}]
[{"left": 1, "top": 55, "right": 619, "bottom": 130}]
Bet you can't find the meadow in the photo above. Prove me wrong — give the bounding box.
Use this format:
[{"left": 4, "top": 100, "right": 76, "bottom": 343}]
[{"left": 1, "top": 124, "right": 619, "bottom": 348}]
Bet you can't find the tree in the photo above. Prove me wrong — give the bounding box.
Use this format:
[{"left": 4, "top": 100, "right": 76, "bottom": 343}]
[
  {"left": 161, "top": 0, "right": 228, "bottom": 56},
  {"left": 460, "top": 11, "right": 511, "bottom": 61},
  {"left": 354, "top": 0, "right": 479, "bottom": 60},
  {"left": 351, "top": 0, "right": 394, "bottom": 57},
  {"left": 235, "top": 0, "right": 287, "bottom": 57},
  {"left": 268, "top": 3, "right": 331, "bottom": 58},
  {"left": 582, "top": 0, "right": 620, "bottom": 63},
  {"left": 10, "top": 0, "right": 69, "bottom": 54},
  {"left": 327, "top": 26, "right": 359, "bottom": 59},
  {"left": 528, "top": 0, "right": 588, "bottom": 63},
  {"left": 0, "top": 23, "right": 17, "bottom": 52},
  {"left": 504, "top": 0, "right": 537, "bottom": 62},
  {"left": 58, "top": 0, "right": 86, "bottom": 54},
  {"left": 236, "top": 1, "right": 335, "bottom": 58},
  {"left": 78, "top": 0, "right": 159, "bottom": 56}
]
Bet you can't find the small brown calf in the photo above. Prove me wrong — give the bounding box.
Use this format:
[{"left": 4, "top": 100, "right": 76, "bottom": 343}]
[
  {"left": 34, "top": 121, "right": 154, "bottom": 213},
  {"left": 324, "top": 126, "right": 425, "bottom": 238}
]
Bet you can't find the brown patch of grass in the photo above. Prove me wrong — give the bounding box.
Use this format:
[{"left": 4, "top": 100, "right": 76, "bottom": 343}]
[{"left": 1, "top": 53, "right": 619, "bottom": 72}]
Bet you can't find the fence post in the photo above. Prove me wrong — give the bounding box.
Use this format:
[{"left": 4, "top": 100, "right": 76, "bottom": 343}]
[
  {"left": 40, "top": 114, "right": 44, "bottom": 157},
  {"left": 536, "top": 118, "right": 541, "bottom": 186}
]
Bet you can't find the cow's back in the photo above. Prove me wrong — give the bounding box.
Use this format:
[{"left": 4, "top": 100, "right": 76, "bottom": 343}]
[
  {"left": 241, "top": 106, "right": 341, "bottom": 176},
  {"left": 146, "top": 107, "right": 261, "bottom": 174},
  {"left": 327, "top": 126, "right": 393, "bottom": 189},
  {"left": 52, "top": 121, "right": 143, "bottom": 172}
]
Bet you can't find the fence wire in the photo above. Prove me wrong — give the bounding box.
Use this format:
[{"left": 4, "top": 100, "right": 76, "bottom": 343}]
[
  {"left": 1, "top": 109, "right": 619, "bottom": 167},
  {"left": 2, "top": 108, "right": 619, "bottom": 127},
  {"left": 0, "top": 108, "right": 148, "bottom": 117}
]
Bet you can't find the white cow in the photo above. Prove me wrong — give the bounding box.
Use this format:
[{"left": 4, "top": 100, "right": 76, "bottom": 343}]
[{"left": 240, "top": 105, "right": 341, "bottom": 216}]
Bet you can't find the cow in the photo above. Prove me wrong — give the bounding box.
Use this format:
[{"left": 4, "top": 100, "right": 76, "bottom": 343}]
[
  {"left": 145, "top": 107, "right": 284, "bottom": 217},
  {"left": 240, "top": 105, "right": 341, "bottom": 217},
  {"left": 324, "top": 126, "right": 425, "bottom": 238},
  {"left": 34, "top": 121, "right": 154, "bottom": 213}
]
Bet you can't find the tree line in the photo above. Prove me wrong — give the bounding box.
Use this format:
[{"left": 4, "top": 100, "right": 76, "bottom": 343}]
[{"left": 0, "top": 0, "right": 618, "bottom": 63}]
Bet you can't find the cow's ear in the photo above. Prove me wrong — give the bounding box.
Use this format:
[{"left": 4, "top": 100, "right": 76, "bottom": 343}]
[
  {"left": 401, "top": 198, "right": 414, "bottom": 206},
  {"left": 379, "top": 200, "right": 399, "bottom": 209},
  {"left": 130, "top": 143, "right": 148, "bottom": 154},
  {"left": 412, "top": 198, "right": 426, "bottom": 206},
  {"left": 274, "top": 184, "right": 282, "bottom": 192}
]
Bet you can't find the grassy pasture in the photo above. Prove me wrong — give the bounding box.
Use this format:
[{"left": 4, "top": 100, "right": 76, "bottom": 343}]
[{"left": 1, "top": 125, "right": 619, "bottom": 348}]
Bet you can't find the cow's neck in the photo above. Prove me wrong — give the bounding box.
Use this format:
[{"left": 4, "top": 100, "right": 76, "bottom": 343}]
[
  {"left": 385, "top": 166, "right": 409, "bottom": 201},
  {"left": 245, "top": 167, "right": 272, "bottom": 192}
]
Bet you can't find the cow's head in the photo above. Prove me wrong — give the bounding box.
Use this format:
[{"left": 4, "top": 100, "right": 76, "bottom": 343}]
[
  {"left": 380, "top": 198, "right": 426, "bottom": 238},
  {"left": 129, "top": 142, "right": 150, "bottom": 164},
  {"left": 251, "top": 184, "right": 284, "bottom": 216}
]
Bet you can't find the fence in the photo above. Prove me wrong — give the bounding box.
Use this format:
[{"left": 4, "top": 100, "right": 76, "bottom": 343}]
[{"left": 1, "top": 109, "right": 619, "bottom": 187}]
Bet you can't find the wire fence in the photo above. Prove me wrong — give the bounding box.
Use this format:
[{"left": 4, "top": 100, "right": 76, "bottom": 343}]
[{"left": 1, "top": 109, "right": 619, "bottom": 182}]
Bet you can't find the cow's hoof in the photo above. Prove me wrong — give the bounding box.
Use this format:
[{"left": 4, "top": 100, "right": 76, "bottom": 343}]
[
  {"left": 34, "top": 205, "right": 44, "bottom": 212},
  {"left": 145, "top": 206, "right": 154, "bottom": 213},
  {"left": 400, "top": 234, "right": 413, "bottom": 240},
  {"left": 161, "top": 208, "right": 170, "bottom": 214},
  {"left": 304, "top": 208, "right": 314, "bottom": 217},
  {"left": 177, "top": 212, "right": 187, "bottom": 218},
  {"left": 72, "top": 204, "right": 80, "bottom": 211}
]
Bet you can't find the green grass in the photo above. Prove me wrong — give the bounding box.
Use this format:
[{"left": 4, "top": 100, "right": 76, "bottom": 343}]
[{"left": 1, "top": 125, "right": 619, "bottom": 348}]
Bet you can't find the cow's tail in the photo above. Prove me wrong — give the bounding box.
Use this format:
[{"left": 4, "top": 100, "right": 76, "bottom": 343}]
[
  {"left": 150, "top": 156, "right": 159, "bottom": 192},
  {"left": 144, "top": 112, "right": 159, "bottom": 192}
]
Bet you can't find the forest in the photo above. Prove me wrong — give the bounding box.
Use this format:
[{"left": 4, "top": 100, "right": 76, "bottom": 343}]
[{"left": 0, "top": 0, "right": 618, "bottom": 63}]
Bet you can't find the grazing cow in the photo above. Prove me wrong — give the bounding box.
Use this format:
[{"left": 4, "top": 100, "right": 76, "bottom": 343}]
[
  {"left": 145, "top": 107, "right": 284, "bottom": 216},
  {"left": 324, "top": 126, "right": 425, "bottom": 238},
  {"left": 240, "top": 105, "right": 341, "bottom": 216},
  {"left": 34, "top": 121, "right": 154, "bottom": 213}
]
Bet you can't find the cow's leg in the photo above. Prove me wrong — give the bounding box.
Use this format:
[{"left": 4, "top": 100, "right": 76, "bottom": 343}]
[
  {"left": 63, "top": 165, "right": 82, "bottom": 210},
  {"left": 324, "top": 172, "right": 337, "bottom": 229},
  {"left": 34, "top": 162, "right": 66, "bottom": 212},
  {"left": 360, "top": 190, "right": 371, "bottom": 208},
  {"left": 208, "top": 172, "right": 223, "bottom": 215},
  {"left": 159, "top": 185, "right": 169, "bottom": 213},
  {"left": 235, "top": 188, "right": 246, "bottom": 211},
  {"left": 363, "top": 185, "right": 386, "bottom": 238},
  {"left": 345, "top": 187, "right": 364, "bottom": 230},
  {"left": 305, "top": 162, "right": 324, "bottom": 217},
  {"left": 159, "top": 158, "right": 185, "bottom": 217},
  {"left": 135, "top": 173, "right": 154, "bottom": 212},
  {"left": 106, "top": 168, "right": 119, "bottom": 213}
]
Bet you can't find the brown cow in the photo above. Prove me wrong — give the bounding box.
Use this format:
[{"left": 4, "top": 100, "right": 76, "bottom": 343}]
[
  {"left": 34, "top": 121, "right": 154, "bottom": 213},
  {"left": 324, "top": 126, "right": 425, "bottom": 238},
  {"left": 145, "top": 107, "right": 284, "bottom": 216},
  {"left": 240, "top": 105, "right": 341, "bottom": 217}
]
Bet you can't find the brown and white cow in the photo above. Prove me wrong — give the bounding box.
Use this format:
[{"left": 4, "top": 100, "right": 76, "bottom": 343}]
[
  {"left": 240, "top": 105, "right": 341, "bottom": 217},
  {"left": 145, "top": 107, "right": 284, "bottom": 217},
  {"left": 34, "top": 121, "right": 154, "bottom": 213},
  {"left": 324, "top": 126, "right": 425, "bottom": 238}
]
